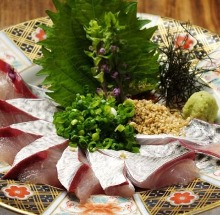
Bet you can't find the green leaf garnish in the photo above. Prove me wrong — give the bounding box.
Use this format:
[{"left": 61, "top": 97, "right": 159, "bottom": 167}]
[{"left": 35, "top": 0, "right": 159, "bottom": 106}]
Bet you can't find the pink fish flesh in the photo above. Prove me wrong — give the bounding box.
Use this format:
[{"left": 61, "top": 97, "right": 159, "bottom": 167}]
[
  {"left": 0, "top": 100, "right": 37, "bottom": 127},
  {"left": 57, "top": 147, "right": 103, "bottom": 203},
  {"left": 0, "top": 127, "right": 40, "bottom": 165},
  {"left": 99, "top": 146, "right": 198, "bottom": 189},
  {"left": 87, "top": 150, "right": 135, "bottom": 197},
  {"left": 5, "top": 98, "right": 57, "bottom": 122},
  {"left": 4, "top": 134, "right": 69, "bottom": 188},
  {"left": 0, "top": 99, "right": 57, "bottom": 127},
  {"left": 0, "top": 59, "right": 37, "bottom": 99},
  {"left": 0, "top": 120, "right": 56, "bottom": 165}
]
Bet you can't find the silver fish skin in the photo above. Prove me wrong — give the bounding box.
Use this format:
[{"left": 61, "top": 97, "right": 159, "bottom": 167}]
[
  {"left": 6, "top": 98, "right": 57, "bottom": 122},
  {"left": 182, "top": 119, "right": 220, "bottom": 145},
  {"left": 12, "top": 134, "right": 68, "bottom": 167},
  {"left": 99, "top": 148, "right": 190, "bottom": 186},
  {"left": 56, "top": 147, "right": 88, "bottom": 191},
  {"left": 10, "top": 120, "right": 56, "bottom": 136},
  {"left": 140, "top": 141, "right": 187, "bottom": 157},
  {"left": 87, "top": 150, "right": 128, "bottom": 189},
  {"left": 136, "top": 119, "right": 219, "bottom": 146}
]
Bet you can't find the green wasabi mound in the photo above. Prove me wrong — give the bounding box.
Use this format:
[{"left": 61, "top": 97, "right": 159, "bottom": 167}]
[{"left": 182, "top": 91, "right": 219, "bottom": 123}]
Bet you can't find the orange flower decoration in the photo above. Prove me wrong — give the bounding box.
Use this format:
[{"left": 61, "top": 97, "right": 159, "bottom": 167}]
[
  {"left": 167, "top": 191, "right": 198, "bottom": 206},
  {"left": 78, "top": 202, "right": 121, "bottom": 215},
  {"left": 2, "top": 184, "right": 33, "bottom": 200},
  {"left": 174, "top": 33, "right": 197, "bottom": 50},
  {"left": 32, "top": 27, "right": 47, "bottom": 43}
]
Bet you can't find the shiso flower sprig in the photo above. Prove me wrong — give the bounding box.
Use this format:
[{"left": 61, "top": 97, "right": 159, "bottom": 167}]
[
  {"left": 36, "top": 0, "right": 160, "bottom": 106},
  {"left": 35, "top": 0, "right": 161, "bottom": 152}
]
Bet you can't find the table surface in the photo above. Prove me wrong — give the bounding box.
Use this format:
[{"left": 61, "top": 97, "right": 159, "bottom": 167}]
[{"left": 0, "top": 0, "right": 220, "bottom": 35}]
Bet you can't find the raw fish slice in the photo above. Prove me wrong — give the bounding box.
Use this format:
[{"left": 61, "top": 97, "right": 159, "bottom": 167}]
[
  {"left": 104, "top": 178, "right": 135, "bottom": 198},
  {"left": 4, "top": 134, "right": 69, "bottom": 188},
  {"left": 136, "top": 133, "right": 199, "bottom": 146},
  {"left": 6, "top": 98, "right": 57, "bottom": 122},
  {"left": 0, "top": 120, "right": 56, "bottom": 165},
  {"left": 183, "top": 119, "right": 220, "bottom": 145},
  {"left": 57, "top": 147, "right": 103, "bottom": 203},
  {"left": 0, "top": 127, "right": 40, "bottom": 165},
  {"left": 179, "top": 120, "right": 220, "bottom": 158},
  {"left": 74, "top": 167, "right": 104, "bottom": 203},
  {"left": 180, "top": 142, "right": 220, "bottom": 158},
  {"left": 0, "top": 59, "right": 37, "bottom": 99},
  {"left": 57, "top": 147, "right": 90, "bottom": 191},
  {"left": 10, "top": 120, "right": 56, "bottom": 136},
  {"left": 0, "top": 100, "right": 37, "bottom": 127},
  {"left": 0, "top": 99, "right": 57, "bottom": 127},
  {"left": 139, "top": 141, "right": 183, "bottom": 157},
  {"left": 87, "top": 150, "right": 135, "bottom": 197},
  {"left": 136, "top": 119, "right": 220, "bottom": 147},
  {"left": 126, "top": 152, "right": 198, "bottom": 189},
  {"left": 100, "top": 147, "right": 198, "bottom": 189}
]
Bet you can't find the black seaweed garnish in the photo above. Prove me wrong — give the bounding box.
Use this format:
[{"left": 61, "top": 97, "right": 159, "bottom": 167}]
[{"left": 157, "top": 23, "right": 213, "bottom": 108}]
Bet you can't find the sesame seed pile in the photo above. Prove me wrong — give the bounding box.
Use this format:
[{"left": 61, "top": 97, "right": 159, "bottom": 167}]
[{"left": 132, "top": 99, "right": 190, "bottom": 135}]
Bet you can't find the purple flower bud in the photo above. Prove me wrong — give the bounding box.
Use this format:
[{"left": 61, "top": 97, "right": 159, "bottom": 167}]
[
  {"left": 101, "top": 64, "right": 110, "bottom": 73},
  {"left": 98, "top": 47, "right": 106, "bottom": 55},
  {"left": 112, "top": 88, "right": 120, "bottom": 97},
  {"left": 110, "top": 45, "right": 119, "bottom": 53},
  {"left": 111, "top": 71, "right": 118, "bottom": 79}
]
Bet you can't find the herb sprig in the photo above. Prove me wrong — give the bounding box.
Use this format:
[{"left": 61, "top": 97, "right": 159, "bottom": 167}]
[
  {"left": 35, "top": 0, "right": 161, "bottom": 153},
  {"left": 36, "top": 0, "right": 159, "bottom": 106}
]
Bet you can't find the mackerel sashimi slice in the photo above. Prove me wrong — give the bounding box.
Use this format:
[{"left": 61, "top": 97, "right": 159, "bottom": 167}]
[
  {"left": 99, "top": 144, "right": 199, "bottom": 189},
  {"left": 87, "top": 150, "right": 135, "bottom": 197},
  {"left": 180, "top": 119, "right": 220, "bottom": 158},
  {"left": 0, "top": 59, "right": 37, "bottom": 100},
  {"left": 57, "top": 147, "right": 103, "bottom": 203},
  {"left": 4, "top": 134, "right": 69, "bottom": 188},
  {"left": 0, "top": 98, "right": 57, "bottom": 127},
  {"left": 0, "top": 127, "right": 40, "bottom": 165},
  {"left": 10, "top": 119, "right": 57, "bottom": 136},
  {"left": 137, "top": 119, "right": 220, "bottom": 159},
  {"left": 0, "top": 120, "right": 56, "bottom": 165}
]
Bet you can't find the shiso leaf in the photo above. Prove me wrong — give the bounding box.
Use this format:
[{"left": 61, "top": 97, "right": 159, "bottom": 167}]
[{"left": 35, "top": 0, "right": 159, "bottom": 106}]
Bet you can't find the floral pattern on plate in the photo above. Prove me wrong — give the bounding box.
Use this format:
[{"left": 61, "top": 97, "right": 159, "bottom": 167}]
[
  {"left": 0, "top": 32, "right": 32, "bottom": 72},
  {"left": 52, "top": 195, "right": 141, "bottom": 215},
  {"left": 138, "top": 178, "right": 220, "bottom": 215},
  {"left": 174, "top": 33, "right": 197, "bottom": 50},
  {"left": 166, "top": 191, "right": 199, "bottom": 206},
  {"left": 2, "top": 184, "right": 33, "bottom": 200},
  {"left": 31, "top": 27, "right": 47, "bottom": 43}
]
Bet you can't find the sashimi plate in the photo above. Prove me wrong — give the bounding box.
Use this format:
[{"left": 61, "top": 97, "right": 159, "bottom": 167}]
[{"left": 1, "top": 14, "right": 220, "bottom": 215}]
